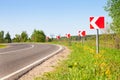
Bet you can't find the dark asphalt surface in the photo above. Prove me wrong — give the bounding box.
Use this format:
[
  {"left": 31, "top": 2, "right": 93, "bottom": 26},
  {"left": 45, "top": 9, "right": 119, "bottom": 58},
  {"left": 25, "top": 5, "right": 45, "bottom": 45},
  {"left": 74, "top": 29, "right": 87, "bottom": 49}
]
[{"left": 0, "top": 43, "right": 61, "bottom": 79}]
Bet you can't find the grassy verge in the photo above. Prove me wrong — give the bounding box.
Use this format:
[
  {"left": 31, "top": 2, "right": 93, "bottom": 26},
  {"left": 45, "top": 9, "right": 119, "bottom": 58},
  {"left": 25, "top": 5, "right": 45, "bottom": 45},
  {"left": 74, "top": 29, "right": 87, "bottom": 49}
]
[
  {"left": 35, "top": 41, "right": 120, "bottom": 80},
  {"left": 0, "top": 44, "right": 7, "bottom": 48}
]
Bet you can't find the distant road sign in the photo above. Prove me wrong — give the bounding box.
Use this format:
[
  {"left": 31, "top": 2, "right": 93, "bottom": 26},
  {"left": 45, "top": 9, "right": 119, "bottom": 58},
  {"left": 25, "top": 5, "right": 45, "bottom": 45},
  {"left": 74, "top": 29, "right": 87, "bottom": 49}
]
[
  {"left": 78, "top": 31, "right": 86, "bottom": 37},
  {"left": 66, "top": 34, "right": 71, "bottom": 38},
  {"left": 56, "top": 36, "right": 60, "bottom": 40},
  {"left": 90, "top": 16, "right": 104, "bottom": 29},
  {"left": 46, "top": 36, "right": 50, "bottom": 40}
]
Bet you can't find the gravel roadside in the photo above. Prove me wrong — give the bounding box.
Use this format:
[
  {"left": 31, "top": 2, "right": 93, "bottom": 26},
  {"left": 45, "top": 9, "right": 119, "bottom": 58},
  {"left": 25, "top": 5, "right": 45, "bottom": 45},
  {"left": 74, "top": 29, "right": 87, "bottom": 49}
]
[{"left": 18, "top": 47, "right": 70, "bottom": 80}]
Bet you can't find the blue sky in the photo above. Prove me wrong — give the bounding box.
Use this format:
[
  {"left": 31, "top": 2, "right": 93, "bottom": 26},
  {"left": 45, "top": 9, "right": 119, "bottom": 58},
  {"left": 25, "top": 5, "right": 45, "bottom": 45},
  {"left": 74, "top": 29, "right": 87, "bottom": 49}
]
[{"left": 0, "top": 0, "right": 111, "bottom": 38}]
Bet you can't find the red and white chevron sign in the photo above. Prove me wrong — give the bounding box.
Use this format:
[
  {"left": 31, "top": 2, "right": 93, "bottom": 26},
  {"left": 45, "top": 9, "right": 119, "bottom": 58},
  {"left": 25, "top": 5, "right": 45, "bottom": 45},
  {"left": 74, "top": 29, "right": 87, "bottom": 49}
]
[
  {"left": 66, "top": 33, "right": 71, "bottom": 38},
  {"left": 78, "top": 31, "right": 86, "bottom": 37},
  {"left": 90, "top": 16, "right": 105, "bottom": 29},
  {"left": 56, "top": 35, "right": 60, "bottom": 40}
]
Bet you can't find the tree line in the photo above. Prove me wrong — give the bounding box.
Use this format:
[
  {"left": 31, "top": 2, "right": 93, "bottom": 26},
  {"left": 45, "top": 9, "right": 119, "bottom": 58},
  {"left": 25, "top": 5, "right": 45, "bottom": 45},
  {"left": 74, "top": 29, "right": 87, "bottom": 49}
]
[{"left": 0, "top": 29, "right": 46, "bottom": 43}]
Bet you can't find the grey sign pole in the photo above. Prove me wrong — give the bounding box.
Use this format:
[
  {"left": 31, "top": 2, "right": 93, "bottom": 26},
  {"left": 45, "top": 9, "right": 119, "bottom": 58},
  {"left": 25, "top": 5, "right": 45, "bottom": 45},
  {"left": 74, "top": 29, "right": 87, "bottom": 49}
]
[
  {"left": 96, "top": 29, "right": 99, "bottom": 53},
  {"left": 81, "top": 37, "right": 83, "bottom": 46}
]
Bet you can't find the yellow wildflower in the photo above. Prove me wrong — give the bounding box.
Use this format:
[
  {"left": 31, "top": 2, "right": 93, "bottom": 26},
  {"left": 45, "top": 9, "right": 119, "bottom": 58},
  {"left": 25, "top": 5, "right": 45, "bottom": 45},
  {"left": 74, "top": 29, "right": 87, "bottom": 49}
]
[
  {"left": 90, "top": 49, "right": 95, "bottom": 54},
  {"left": 94, "top": 54, "right": 102, "bottom": 59},
  {"left": 105, "top": 68, "right": 110, "bottom": 75},
  {"left": 74, "top": 62, "right": 77, "bottom": 67},
  {"left": 83, "top": 46, "right": 90, "bottom": 51},
  {"left": 100, "top": 62, "right": 106, "bottom": 68}
]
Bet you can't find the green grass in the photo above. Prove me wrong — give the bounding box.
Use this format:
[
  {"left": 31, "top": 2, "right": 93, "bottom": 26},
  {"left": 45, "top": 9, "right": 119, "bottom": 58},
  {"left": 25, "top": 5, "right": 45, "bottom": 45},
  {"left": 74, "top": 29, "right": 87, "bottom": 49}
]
[
  {"left": 34, "top": 41, "right": 120, "bottom": 80},
  {"left": 0, "top": 44, "right": 7, "bottom": 48}
]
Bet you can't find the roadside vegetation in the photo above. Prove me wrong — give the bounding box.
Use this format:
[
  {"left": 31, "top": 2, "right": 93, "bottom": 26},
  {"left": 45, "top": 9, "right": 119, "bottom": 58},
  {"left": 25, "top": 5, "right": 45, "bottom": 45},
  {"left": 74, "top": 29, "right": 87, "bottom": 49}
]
[
  {"left": 34, "top": 40, "right": 120, "bottom": 80},
  {"left": 0, "top": 44, "right": 7, "bottom": 48}
]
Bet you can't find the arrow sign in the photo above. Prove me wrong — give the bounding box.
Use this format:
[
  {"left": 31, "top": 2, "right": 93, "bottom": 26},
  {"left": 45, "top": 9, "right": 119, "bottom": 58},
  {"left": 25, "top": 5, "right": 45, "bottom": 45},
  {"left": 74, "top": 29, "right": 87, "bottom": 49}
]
[
  {"left": 56, "top": 35, "right": 60, "bottom": 40},
  {"left": 46, "top": 36, "right": 50, "bottom": 40},
  {"left": 66, "top": 33, "right": 71, "bottom": 38},
  {"left": 78, "top": 31, "right": 86, "bottom": 37},
  {"left": 90, "top": 16, "right": 104, "bottom": 29}
]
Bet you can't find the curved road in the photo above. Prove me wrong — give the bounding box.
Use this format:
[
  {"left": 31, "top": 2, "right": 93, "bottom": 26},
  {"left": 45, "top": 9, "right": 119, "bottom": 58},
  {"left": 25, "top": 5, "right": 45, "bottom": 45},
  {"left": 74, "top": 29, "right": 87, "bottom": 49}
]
[{"left": 0, "top": 43, "right": 62, "bottom": 80}]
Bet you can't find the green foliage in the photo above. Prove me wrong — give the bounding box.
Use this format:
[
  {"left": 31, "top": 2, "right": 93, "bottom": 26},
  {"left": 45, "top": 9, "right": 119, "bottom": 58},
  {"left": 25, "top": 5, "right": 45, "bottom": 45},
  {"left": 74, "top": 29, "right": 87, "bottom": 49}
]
[
  {"left": 31, "top": 29, "right": 46, "bottom": 42},
  {"left": 48, "top": 38, "right": 52, "bottom": 42},
  {"left": 34, "top": 42, "right": 120, "bottom": 80},
  {"left": 0, "top": 29, "right": 46, "bottom": 43},
  {"left": 105, "top": 0, "right": 120, "bottom": 33},
  {"left": 0, "top": 31, "right": 4, "bottom": 43},
  {"left": 5, "top": 32, "right": 12, "bottom": 43},
  {"left": 13, "top": 34, "right": 21, "bottom": 42},
  {"left": 20, "top": 31, "right": 28, "bottom": 42}
]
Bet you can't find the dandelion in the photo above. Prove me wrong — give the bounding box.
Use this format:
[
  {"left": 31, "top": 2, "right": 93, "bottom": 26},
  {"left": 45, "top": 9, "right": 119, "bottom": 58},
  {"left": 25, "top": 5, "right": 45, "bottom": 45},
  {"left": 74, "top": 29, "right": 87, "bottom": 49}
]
[
  {"left": 90, "top": 49, "right": 95, "bottom": 54},
  {"left": 83, "top": 46, "right": 90, "bottom": 51},
  {"left": 94, "top": 62, "right": 97, "bottom": 65},
  {"left": 94, "top": 54, "right": 102, "bottom": 59},
  {"left": 100, "top": 62, "right": 106, "bottom": 68},
  {"left": 105, "top": 68, "right": 110, "bottom": 75},
  {"left": 99, "top": 62, "right": 107, "bottom": 73},
  {"left": 74, "top": 62, "right": 78, "bottom": 67}
]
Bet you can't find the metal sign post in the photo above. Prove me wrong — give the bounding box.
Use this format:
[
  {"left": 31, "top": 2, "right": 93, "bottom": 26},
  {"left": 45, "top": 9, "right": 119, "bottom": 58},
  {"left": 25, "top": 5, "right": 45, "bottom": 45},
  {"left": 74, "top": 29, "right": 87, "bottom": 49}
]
[
  {"left": 78, "top": 30, "right": 86, "bottom": 46},
  {"left": 66, "top": 33, "right": 71, "bottom": 46},
  {"left": 96, "top": 29, "right": 99, "bottom": 53},
  {"left": 81, "top": 37, "right": 84, "bottom": 46},
  {"left": 69, "top": 38, "right": 71, "bottom": 46}
]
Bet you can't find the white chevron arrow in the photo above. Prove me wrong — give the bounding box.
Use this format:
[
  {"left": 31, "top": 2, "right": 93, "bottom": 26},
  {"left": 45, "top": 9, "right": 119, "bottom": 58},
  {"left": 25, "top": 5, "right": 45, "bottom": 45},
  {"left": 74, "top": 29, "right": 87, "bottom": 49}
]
[{"left": 90, "top": 17, "right": 99, "bottom": 29}]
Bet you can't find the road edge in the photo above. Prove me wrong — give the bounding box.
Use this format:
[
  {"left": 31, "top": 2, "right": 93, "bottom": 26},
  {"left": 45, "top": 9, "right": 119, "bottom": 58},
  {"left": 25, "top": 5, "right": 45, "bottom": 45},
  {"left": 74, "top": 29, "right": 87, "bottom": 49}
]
[{"left": 0, "top": 44, "right": 63, "bottom": 80}]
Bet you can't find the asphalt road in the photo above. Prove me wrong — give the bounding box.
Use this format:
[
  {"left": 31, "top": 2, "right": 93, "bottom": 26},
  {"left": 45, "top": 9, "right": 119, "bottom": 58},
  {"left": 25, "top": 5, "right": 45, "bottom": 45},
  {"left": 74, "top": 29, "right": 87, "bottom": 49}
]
[{"left": 0, "top": 43, "right": 62, "bottom": 80}]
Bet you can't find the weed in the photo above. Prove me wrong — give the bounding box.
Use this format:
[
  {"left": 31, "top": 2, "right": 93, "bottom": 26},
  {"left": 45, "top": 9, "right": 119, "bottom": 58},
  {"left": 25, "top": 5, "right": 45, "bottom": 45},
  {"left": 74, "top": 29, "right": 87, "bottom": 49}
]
[{"left": 34, "top": 42, "right": 120, "bottom": 80}]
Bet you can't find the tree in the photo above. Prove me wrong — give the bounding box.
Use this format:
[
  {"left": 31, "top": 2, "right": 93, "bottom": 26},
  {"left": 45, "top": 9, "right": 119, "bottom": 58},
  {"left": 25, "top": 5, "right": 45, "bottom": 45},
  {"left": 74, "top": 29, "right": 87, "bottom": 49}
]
[
  {"left": 13, "top": 34, "right": 21, "bottom": 42},
  {"left": 105, "top": 0, "right": 120, "bottom": 33},
  {"left": 31, "top": 29, "right": 46, "bottom": 42},
  {"left": 0, "top": 31, "right": 4, "bottom": 43},
  {"left": 5, "top": 32, "right": 12, "bottom": 43},
  {"left": 105, "top": 0, "right": 120, "bottom": 49},
  {"left": 20, "top": 31, "right": 28, "bottom": 42}
]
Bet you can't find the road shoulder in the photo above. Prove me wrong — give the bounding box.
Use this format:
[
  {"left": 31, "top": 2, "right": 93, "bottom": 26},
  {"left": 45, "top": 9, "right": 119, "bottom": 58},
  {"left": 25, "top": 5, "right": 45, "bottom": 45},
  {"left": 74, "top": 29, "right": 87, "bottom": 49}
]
[{"left": 18, "top": 46, "right": 70, "bottom": 80}]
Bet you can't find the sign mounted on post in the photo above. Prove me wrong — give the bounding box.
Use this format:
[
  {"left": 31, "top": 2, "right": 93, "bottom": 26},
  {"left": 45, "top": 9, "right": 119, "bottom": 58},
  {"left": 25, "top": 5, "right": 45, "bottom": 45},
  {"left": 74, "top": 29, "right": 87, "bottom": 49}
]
[
  {"left": 78, "top": 30, "right": 86, "bottom": 46},
  {"left": 90, "top": 16, "right": 105, "bottom": 54},
  {"left": 66, "top": 33, "right": 71, "bottom": 46}
]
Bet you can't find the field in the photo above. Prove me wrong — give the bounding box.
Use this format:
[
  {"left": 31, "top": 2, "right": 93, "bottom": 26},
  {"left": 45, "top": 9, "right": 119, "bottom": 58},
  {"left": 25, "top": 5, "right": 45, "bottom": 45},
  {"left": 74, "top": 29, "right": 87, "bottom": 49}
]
[{"left": 34, "top": 37, "right": 120, "bottom": 80}]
